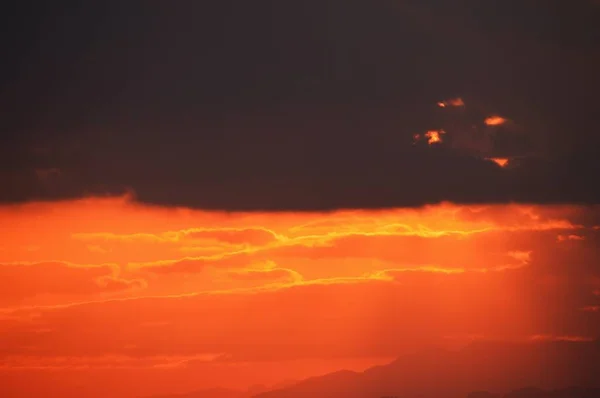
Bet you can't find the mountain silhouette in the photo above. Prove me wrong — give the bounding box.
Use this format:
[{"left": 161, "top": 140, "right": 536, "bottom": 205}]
[
  {"left": 146, "top": 387, "right": 250, "bottom": 398},
  {"left": 502, "top": 386, "right": 600, "bottom": 398},
  {"left": 467, "top": 387, "right": 600, "bottom": 398},
  {"left": 468, "top": 391, "right": 502, "bottom": 398},
  {"left": 144, "top": 380, "right": 298, "bottom": 398},
  {"left": 252, "top": 340, "right": 600, "bottom": 398}
]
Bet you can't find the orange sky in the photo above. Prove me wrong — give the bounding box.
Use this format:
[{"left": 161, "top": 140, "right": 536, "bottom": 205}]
[{"left": 1, "top": 195, "right": 600, "bottom": 397}]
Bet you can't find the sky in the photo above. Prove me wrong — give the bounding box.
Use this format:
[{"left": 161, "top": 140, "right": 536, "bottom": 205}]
[{"left": 1, "top": 1, "right": 600, "bottom": 397}]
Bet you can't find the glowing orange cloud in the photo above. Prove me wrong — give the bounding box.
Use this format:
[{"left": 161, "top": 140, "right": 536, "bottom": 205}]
[
  {"left": 0, "top": 195, "right": 599, "bottom": 397},
  {"left": 425, "top": 130, "right": 444, "bottom": 144},
  {"left": 437, "top": 97, "right": 465, "bottom": 107},
  {"left": 488, "top": 157, "right": 509, "bottom": 167},
  {"left": 414, "top": 130, "right": 446, "bottom": 145},
  {"left": 430, "top": 98, "right": 537, "bottom": 169},
  {"left": 484, "top": 115, "right": 507, "bottom": 126}
]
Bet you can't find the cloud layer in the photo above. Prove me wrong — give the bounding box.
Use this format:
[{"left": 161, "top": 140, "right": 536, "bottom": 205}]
[
  {"left": 2, "top": 1, "right": 600, "bottom": 210},
  {"left": 1, "top": 197, "right": 600, "bottom": 396}
]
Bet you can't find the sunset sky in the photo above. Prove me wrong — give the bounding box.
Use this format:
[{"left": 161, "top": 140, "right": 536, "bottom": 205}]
[{"left": 2, "top": 1, "right": 600, "bottom": 397}]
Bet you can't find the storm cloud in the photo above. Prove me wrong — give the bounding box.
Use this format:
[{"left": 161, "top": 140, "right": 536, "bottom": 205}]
[{"left": 2, "top": 0, "right": 599, "bottom": 210}]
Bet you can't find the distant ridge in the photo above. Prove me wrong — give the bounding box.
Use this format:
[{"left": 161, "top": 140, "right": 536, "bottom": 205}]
[{"left": 253, "top": 340, "right": 600, "bottom": 398}]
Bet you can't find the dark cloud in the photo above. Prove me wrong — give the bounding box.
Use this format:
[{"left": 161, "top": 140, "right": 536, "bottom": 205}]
[{"left": 2, "top": 1, "right": 600, "bottom": 210}]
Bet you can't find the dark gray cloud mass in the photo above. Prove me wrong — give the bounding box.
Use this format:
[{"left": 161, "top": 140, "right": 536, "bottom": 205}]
[{"left": 1, "top": 0, "right": 600, "bottom": 210}]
